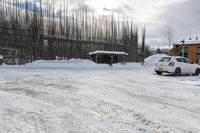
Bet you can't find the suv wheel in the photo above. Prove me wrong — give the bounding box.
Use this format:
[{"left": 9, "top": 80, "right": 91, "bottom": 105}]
[
  {"left": 174, "top": 68, "right": 181, "bottom": 76},
  {"left": 194, "top": 68, "right": 200, "bottom": 76}
]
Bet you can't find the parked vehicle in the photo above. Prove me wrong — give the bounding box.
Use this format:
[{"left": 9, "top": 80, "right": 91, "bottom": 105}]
[{"left": 154, "top": 56, "right": 200, "bottom": 76}]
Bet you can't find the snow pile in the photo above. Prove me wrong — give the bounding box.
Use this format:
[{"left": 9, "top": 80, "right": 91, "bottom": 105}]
[
  {"left": 27, "top": 59, "right": 99, "bottom": 68},
  {"left": 144, "top": 54, "right": 168, "bottom": 66},
  {"left": 23, "top": 59, "right": 142, "bottom": 69}
]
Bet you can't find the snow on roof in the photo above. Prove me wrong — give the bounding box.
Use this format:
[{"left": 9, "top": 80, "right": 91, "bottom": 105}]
[
  {"left": 173, "top": 40, "right": 200, "bottom": 45},
  {"left": 89, "top": 51, "right": 128, "bottom": 55}
]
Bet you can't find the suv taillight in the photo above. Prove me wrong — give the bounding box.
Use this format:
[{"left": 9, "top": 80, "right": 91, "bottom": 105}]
[{"left": 169, "top": 61, "right": 175, "bottom": 66}]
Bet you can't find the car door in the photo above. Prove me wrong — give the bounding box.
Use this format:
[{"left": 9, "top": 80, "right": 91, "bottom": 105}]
[
  {"left": 176, "top": 58, "right": 187, "bottom": 73},
  {"left": 183, "top": 58, "right": 194, "bottom": 73}
]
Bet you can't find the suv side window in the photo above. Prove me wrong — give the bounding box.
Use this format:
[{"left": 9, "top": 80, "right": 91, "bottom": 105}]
[
  {"left": 183, "top": 58, "right": 193, "bottom": 64},
  {"left": 176, "top": 58, "right": 184, "bottom": 62}
]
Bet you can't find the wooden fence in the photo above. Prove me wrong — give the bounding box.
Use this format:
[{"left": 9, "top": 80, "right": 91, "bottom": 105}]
[{"left": 0, "top": 27, "right": 126, "bottom": 64}]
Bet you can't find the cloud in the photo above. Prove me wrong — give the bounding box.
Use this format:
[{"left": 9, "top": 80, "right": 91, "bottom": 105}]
[
  {"left": 146, "top": 0, "right": 200, "bottom": 47},
  {"left": 160, "top": 0, "right": 200, "bottom": 36},
  {"left": 123, "top": 4, "right": 134, "bottom": 11},
  {"left": 103, "top": 7, "right": 124, "bottom": 14}
]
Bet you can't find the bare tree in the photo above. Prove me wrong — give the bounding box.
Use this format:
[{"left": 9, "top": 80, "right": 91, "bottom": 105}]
[
  {"left": 141, "top": 26, "right": 146, "bottom": 65},
  {"left": 0, "top": 0, "right": 142, "bottom": 64},
  {"left": 165, "top": 23, "right": 175, "bottom": 54}
]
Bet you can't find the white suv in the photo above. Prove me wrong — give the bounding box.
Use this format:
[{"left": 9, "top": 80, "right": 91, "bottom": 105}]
[{"left": 155, "top": 56, "right": 200, "bottom": 76}]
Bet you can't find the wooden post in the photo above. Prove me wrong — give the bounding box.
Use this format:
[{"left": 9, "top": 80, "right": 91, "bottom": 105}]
[
  {"left": 111, "top": 55, "right": 113, "bottom": 65},
  {"left": 96, "top": 54, "right": 98, "bottom": 63}
]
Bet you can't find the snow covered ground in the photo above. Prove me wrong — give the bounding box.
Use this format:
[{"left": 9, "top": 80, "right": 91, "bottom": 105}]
[{"left": 0, "top": 60, "right": 200, "bottom": 133}]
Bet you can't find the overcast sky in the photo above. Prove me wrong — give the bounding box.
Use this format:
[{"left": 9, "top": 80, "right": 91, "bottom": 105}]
[{"left": 64, "top": 0, "right": 200, "bottom": 48}]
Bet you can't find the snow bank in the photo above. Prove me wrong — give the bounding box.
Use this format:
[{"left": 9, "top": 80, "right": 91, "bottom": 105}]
[
  {"left": 27, "top": 59, "right": 97, "bottom": 68},
  {"left": 144, "top": 54, "right": 168, "bottom": 66},
  {"left": 7, "top": 59, "right": 142, "bottom": 69}
]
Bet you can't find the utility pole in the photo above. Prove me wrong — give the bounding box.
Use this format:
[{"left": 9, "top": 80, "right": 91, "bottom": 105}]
[{"left": 180, "top": 39, "right": 185, "bottom": 57}]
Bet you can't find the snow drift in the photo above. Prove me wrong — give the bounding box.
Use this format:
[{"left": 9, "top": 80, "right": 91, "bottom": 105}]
[{"left": 2, "top": 59, "right": 142, "bottom": 69}]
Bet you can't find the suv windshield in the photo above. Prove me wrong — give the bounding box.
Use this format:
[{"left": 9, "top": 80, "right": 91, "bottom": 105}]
[{"left": 158, "top": 57, "right": 171, "bottom": 62}]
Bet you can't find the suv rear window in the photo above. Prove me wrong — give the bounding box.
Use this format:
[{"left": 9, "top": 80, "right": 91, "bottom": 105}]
[
  {"left": 176, "top": 58, "right": 184, "bottom": 62},
  {"left": 158, "top": 57, "right": 171, "bottom": 62}
]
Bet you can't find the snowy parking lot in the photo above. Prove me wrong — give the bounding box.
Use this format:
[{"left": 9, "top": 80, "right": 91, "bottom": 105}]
[{"left": 0, "top": 60, "right": 200, "bottom": 133}]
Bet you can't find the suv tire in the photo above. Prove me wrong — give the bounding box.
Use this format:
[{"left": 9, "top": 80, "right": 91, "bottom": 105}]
[
  {"left": 194, "top": 68, "right": 200, "bottom": 76},
  {"left": 174, "top": 68, "right": 181, "bottom": 76}
]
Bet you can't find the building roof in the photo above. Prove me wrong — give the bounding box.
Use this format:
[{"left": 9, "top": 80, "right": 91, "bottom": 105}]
[
  {"left": 89, "top": 51, "right": 128, "bottom": 56},
  {"left": 173, "top": 40, "right": 200, "bottom": 46}
]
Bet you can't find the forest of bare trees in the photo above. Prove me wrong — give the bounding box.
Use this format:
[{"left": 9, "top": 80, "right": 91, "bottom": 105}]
[{"left": 0, "top": 0, "right": 145, "bottom": 64}]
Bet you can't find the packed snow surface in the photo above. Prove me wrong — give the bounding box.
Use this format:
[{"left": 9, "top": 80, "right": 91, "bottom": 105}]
[
  {"left": 144, "top": 54, "right": 168, "bottom": 66},
  {"left": 0, "top": 60, "right": 200, "bottom": 133}
]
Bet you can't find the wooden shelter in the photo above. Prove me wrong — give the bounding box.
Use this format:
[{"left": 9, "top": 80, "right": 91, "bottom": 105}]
[{"left": 89, "top": 51, "right": 128, "bottom": 65}]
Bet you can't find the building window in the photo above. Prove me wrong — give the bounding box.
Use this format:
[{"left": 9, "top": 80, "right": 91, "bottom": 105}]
[
  {"left": 197, "top": 47, "right": 200, "bottom": 59},
  {"left": 180, "top": 47, "right": 188, "bottom": 58}
]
